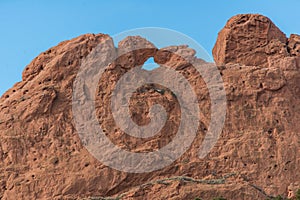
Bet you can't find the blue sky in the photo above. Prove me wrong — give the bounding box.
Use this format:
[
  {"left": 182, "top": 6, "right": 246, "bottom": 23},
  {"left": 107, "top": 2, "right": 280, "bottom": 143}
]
[{"left": 1, "top": 0, "right": 300, "bottom": 95}]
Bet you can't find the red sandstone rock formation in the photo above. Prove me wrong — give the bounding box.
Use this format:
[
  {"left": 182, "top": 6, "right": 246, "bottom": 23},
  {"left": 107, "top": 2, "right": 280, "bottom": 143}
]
[
  {"left": 213, "top": 14, "right": 300, "bottom": 68},
  {"left": 0, "top": 14, "right": 299, "bottom": 199}
]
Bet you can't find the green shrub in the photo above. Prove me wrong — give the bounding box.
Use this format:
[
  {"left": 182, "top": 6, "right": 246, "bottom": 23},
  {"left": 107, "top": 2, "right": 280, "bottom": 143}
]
[
  {"left": 296, "top": 189, "right": 300, "bottom": 200},
  {"left": 266, "top": 195, "right": 285, "bottom": 200},
  {"left": 273, "top": 196, "right": 284, "bottom": 200},
  {"left": 213, "top": 197, "right": 227, "bottom": 200}
]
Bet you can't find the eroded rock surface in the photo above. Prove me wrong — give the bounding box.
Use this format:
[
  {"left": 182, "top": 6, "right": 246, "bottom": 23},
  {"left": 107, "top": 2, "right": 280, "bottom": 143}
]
[
  {"left": 213, "top": 14, "right": 300, "bottom": 68},
  {"left": 0, "top": 14, "right": 299, "bottom": 200},
  {"left": 288, "top": 34, "right": 300, "bottom": 56}
]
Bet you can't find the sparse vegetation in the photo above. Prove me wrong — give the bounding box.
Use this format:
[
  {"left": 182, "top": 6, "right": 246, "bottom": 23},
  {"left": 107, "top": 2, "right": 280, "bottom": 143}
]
[
  {"left": 266, "top": 195, "right": 286, "bottom": 200},
  {"left": 296, "top": 189, "right": 300, "bottom": 200},
  {"left": 272, "top": 196, "right": 284, "bottom": 200},
  {"left": 83, "top": 196, "right": 123, "bottom": 200},
  {"left": 82, "top": 175, "right": 236, "bottom": 200},
  {"left": 213, "top": 197, "right": 227, "bottom": 200}
]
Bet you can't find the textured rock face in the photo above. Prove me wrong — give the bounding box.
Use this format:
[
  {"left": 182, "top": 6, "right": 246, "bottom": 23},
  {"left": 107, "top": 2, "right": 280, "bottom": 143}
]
[
  {"left": 288, "top": 34, "right": 300, "bottom": 56},
  {"left": 212, "top": 14, "right": 300, "bottom": 67},
  {"left": 0, "top": 14, "right": 300, "bottom": 200}
]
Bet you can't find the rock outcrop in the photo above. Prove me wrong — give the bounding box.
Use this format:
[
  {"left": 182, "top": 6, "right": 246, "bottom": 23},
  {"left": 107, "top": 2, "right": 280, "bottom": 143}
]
[
  {"left": 0, "top": 14, "right": 299, "bottom": 200},
  {"left": 213, "top": 14, "right": 300, "bottom": 68},
  {"left": 288, "top": 34, "right": 300, "bottom": 56}
]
